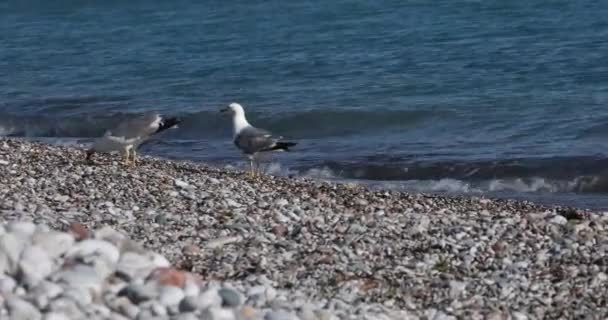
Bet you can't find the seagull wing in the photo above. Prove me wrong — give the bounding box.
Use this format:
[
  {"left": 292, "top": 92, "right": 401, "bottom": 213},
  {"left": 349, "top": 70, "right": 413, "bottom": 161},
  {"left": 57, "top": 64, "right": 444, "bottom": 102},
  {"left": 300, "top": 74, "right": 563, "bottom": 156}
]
[
  {"left": 234, "top": 126, "right": 277, "bottom": 155},
  {"left": 111, "top": 113, "right": 161, "bottom": 139}
]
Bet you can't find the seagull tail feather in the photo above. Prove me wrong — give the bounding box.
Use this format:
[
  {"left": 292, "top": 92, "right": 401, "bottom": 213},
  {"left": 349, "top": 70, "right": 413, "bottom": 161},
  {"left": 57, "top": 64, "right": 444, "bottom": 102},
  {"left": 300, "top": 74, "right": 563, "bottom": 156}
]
[
  {"left": 264, "top": 142, "right": 297, "bottom": 152},
  {"left": 156, "top": 117, "right": 182, "bottom": 133}
]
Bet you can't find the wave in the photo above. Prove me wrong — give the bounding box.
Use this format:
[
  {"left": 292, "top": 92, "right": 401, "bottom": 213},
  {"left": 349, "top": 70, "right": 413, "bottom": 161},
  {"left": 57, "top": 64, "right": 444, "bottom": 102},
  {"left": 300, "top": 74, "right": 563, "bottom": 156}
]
[
  {"left": 314, "top": 156, "right": 608, "bottom": 180},
  {"left": 0, "top": 108, "right": 443, "bottom": 139},
  {"left": 290, "top": 157, "right": 608, "bottom": 194},
  {"left": 215, "top": 158, "right": 608, "bottom": 195}
]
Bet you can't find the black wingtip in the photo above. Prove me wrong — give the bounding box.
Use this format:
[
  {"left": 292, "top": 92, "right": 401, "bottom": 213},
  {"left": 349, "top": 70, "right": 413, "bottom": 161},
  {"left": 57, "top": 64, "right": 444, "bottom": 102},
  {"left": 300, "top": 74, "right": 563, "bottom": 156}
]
[
  {"left": 156, "top": 117, "right": 183, "bottom": 133},
  {"left": 273, "top": 142, "right": 297, "bottom": 152},
  {"left": 85, "top": 149, "right": 95, "bottom": 164}
]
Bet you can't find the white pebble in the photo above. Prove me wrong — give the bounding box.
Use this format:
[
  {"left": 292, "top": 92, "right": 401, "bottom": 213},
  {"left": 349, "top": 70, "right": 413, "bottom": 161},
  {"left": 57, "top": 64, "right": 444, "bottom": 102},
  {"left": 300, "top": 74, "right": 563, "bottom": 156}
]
[
  {"left": 0, "top": 275, "right": 17, "bottom": 294},
  {"left": 65, "top": 239, "right": 120, "bottom": 267},
  {"left": 0, "top": 233, "right": 27, "bottom": 275},
  {"left": 5, "top": 296, "right": 42, "bottom": 320},
  {"left": 183, "top": 279, "right": 200, "bottom": 297},
  {"left": 449, "top": 281, "right": 467, "bottom": 299},
  {"left": 201, "top": 307, "right": 235, "bottom": 320},
  {"left": 275, "top": 198, "right": 289, "bottom": 207},
  {"left": 43, "top": 313, "right": 71, "bottom": 320},
  {"left": 116, "top": 252, "right": 157, "bottom": 281},
  {"left": 512, "top": 312, "right": 529, "bottom": 320},
  {"left": 197, "top": 288, "right": 223, "bottom": 309},
  {"left": 174, "top": 179, "right": 191, "bottom": 189},
  {"left": 30, "top": 281, "right": 64, "bottom": 309},
  {"left": 19, "top": 246, "right": 54, "bottom": 287},
  {"left": 550, "top": 215, "right": 568, "bottom": 226},
  {"left": 32, "top": 231, "right": 75, "bottom": 259},
  {"left": 53, "top": 264, "right": 103, "bottom": 294},
  {"left": 159, "top": 286, "right": 185, "bottom": 306},
  {"left": 6, "top": 221, "right": 37, "bottom": 240},
  {"left": 264, "top": 309, "right": 299, "bottom": 320},
  {"left": 62, "top": 287, "right": 93, "bottom": 307}
]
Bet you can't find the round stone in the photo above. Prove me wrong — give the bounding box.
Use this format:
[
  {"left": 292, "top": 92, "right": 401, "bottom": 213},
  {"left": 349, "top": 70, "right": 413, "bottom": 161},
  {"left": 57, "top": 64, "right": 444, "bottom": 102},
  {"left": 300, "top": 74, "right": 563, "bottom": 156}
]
[
  {"left": 32, "top": 231, "right": 75, "bottom": 259},
  {"left": 64, "top": 239, "right": 120, "bottom": 267},
  {"left": 159, "top": 286, "right": 185, "bottom": 307},
  {"left": 19, "top": 245, "right": 54, "bottom": 287},
  {"left": 117, "top": 283, "right": 158, "bottom": 305},
  {"left": 5, "top": 296, "right": 42, "bottom": 320},
  {"left": 218, "top": 287, "right": 242, "bottom": 307},
  {"left": 178, "top": 296, "right": 199, "bottom": 313}
]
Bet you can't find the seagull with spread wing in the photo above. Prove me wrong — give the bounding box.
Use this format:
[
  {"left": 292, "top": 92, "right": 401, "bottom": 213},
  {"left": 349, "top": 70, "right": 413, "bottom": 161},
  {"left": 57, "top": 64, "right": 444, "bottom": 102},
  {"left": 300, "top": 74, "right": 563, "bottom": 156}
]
[
  {"left": 221, "top": 102, "right": 296, "bottom": 177},
  {"left": 86, "top": 113, "right": 181, "bottom": 166}
]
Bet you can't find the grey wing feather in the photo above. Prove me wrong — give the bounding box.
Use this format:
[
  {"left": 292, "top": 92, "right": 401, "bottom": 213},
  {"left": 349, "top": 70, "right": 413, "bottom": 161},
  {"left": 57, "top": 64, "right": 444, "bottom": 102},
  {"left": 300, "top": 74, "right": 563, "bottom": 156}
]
[
  {"left": 235, "top": 126, "right": 276, "bottom": 154},
  {"left": 110, "top": 113, "right": 160, "bottom": 139}
]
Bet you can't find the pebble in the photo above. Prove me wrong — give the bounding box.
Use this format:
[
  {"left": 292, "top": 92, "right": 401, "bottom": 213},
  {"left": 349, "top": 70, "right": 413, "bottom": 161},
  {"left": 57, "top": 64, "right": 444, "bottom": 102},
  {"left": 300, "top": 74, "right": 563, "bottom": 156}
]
[
  {"left": 0, "top": 233, "right": 26, "bottom": 274},
  {"left": 159, "top": 285, "right": 186, "bottom": 306},
  {"left": 148, "top": 267, "right": 186, "bottom": 287},
  {"left": 118, "top": 283, "right": 158, "bottom": 304},
  {"left": 112, "top": 297, "right": 140, "bottom": 319},
  {"left": 47, "top": 298, "right": 85, "bottom": 319},
  {"left": 197, "top": 288, "right": 223, "bottom": 309},
  {"left": 32, "top": 231, "right": 75, "bottom": 259},
  {"left": 53, "top": 264, "right": 103, "bottom": 293},
  {"left": 30, "top": 281, "right": 64, "bottom": 308},
  {"left": 173, "top": 313, "right": 199, "bottom": 320},
  {"left": 5, "top": 295, "right": 42, "bottom": 320},
  {"left": 297, "top": 304, "right": 317, "bottom": 320},
  {"left": 6, "top": 221, "right": 37, "bottom": 240},
  {"left": 448, "top": 281, "right": 467, "bottom": 299},
  {"left": 116, "top": 252, "right": 157, "bottom": 281},
  {"left": 265, "top": 309, "right": 299, "bottom": 320},
  {"left": 62, "top": 287, "right": 93, "bottom": 307},
  {"left": 0, "top": 140, "right": 606, "bottom": 320},
  {"left": 68, "top": 222, "right": 90, "bottom": 240},
  {"left": 219, "top": 287, "right": 242, "bottom": 307},
  {"left": 174, "top": 179, "right": 191, "bottom": 189},
  {"left": 43, "top": 313, "right": 71, "bottom": 320},
  {"left": 0, "top": 275, "right": 17, "bottom": 294},
  {"left": 65, "top": 239, "right": 120, "bottom": 267},
  {"left": 200, "top": 307, "right": 236, "bottom": 320},
  {"left": 179, "top": 296, "right": 199, "bottom": 313},
  {"left": 549, "top": 215, "right": 568, "bottom": 226},
  {"left": 19, "top": 246, "right": 54, "bottom": 287}
]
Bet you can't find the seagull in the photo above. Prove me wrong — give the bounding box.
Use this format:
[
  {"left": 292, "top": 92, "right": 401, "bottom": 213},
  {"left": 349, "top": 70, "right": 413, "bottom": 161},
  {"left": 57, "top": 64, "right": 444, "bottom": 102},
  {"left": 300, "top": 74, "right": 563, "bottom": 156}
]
[
  {"left": 220, "top": 102, "right": 296, "bottom": 177},
  {"left": 86, "top": 113, "right": 181, "bottom": 166}
]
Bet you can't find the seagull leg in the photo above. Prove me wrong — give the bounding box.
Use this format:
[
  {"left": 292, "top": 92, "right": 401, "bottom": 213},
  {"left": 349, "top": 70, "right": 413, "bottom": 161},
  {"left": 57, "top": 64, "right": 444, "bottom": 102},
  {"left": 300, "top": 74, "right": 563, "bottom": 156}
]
[
  {"left": 131, "top": 149, "right": 138, "bottom": 166},
  {"left": 249, "top": 158, "right": 255, "bottom": 178},
  {"left": 255, "top": 160, "right": 263, "bottom": 177},
  {"left": 123, "top": 149, "right": 131, "bottom": 166}
]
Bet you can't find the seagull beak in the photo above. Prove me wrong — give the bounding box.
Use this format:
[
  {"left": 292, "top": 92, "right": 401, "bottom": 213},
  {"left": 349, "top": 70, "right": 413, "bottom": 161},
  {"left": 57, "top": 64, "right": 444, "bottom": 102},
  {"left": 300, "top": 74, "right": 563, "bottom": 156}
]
[{"left": 219, "top": 107, "right": 229, "bottom": 113}]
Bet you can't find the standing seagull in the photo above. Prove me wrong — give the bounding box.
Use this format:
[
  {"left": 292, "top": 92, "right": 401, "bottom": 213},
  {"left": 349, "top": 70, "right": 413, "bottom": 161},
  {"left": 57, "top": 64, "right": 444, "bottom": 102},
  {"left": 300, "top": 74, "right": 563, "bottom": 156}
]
[
  {"left": 221, "top": 102, "right": 296, "bottom": 177},
  {"left": 86, "top": 113, "right": 181, "bottom": 166}
]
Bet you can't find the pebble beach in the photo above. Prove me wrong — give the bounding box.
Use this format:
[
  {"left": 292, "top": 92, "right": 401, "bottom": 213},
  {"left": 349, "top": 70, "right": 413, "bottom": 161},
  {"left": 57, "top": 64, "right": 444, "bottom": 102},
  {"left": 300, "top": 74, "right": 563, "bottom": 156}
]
[{"left": 1, "top": 139, "right": 607, "bottom": 319}]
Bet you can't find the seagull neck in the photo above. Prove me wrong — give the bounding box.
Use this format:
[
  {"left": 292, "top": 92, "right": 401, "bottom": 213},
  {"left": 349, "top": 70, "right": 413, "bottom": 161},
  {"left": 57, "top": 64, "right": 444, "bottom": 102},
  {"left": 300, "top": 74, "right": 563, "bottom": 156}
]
[{"left": 232, "top": 113, "right": 250, "bottom": 136}]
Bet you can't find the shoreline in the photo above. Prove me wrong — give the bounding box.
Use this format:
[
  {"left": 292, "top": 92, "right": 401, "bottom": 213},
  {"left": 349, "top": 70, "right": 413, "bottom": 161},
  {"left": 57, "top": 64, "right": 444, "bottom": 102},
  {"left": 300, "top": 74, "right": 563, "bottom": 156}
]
[
  {"left": 1, "top": 138, "right": 607, "bottom": 318},
  {"left": 17, "top": 136, "right": 608, "bottom": 211}
]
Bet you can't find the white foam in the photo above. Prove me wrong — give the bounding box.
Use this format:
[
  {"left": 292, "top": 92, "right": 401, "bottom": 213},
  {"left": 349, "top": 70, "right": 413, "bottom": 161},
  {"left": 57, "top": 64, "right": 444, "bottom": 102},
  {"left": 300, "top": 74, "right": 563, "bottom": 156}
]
[
  {"left": 487, "top": 177, "right": 562, "bottom": 193},
  {"left": 0, "top": 125, "right": 15, "bottom": 136},
  {"left": 303, "top": 166, "right": 337, "bottom": 179}
]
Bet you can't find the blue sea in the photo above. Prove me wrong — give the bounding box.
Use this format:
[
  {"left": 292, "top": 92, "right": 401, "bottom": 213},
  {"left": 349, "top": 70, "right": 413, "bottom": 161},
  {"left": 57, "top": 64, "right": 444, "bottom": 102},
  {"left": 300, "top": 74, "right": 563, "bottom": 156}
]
[{"left": 3, "top": 1, "right": 608, "bottom": 209}]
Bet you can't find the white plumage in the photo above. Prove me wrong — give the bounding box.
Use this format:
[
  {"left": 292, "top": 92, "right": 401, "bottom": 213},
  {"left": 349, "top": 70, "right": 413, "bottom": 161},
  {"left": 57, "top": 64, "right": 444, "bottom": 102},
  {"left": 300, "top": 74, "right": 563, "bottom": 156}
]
[{"left": 86, "top": 113, "right": 181, "bottom": 165}]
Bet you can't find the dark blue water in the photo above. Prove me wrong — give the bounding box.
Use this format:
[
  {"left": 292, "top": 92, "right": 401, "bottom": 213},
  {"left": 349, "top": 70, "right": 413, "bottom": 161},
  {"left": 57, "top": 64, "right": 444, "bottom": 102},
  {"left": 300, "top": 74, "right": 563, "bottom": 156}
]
[{"left": 3, "top": 1, "right": 608, "bottom": 209}]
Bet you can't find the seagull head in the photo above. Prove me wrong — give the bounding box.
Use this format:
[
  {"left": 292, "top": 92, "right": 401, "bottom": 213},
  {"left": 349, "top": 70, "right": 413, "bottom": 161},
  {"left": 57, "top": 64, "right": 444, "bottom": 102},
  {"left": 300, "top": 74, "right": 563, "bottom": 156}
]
[{"left": 220, "top": 102, "right": 245, "bottom": 116}]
